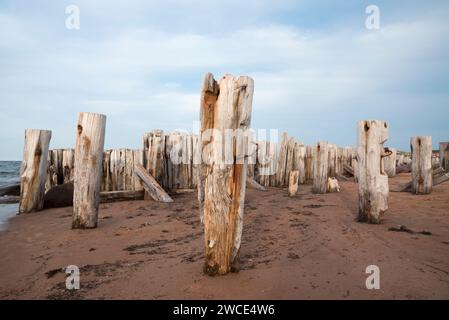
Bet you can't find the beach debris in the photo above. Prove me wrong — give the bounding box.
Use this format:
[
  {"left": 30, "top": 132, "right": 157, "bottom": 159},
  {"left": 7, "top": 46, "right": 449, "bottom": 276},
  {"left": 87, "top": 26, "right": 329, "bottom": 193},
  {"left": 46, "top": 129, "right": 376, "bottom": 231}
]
[
  {"left": 327, "top": 177, "right": 340, "bottom": 193},
  {"left": 134, "top": 164, "right": 173, "bottom": 203}
]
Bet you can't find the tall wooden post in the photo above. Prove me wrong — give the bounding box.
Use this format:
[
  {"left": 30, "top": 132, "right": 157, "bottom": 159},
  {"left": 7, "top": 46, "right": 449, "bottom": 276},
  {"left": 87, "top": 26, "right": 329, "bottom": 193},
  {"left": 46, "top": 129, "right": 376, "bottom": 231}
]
[
  {"left": 288, "top": 170, "right": 299, "bottom": 196},
  {"left": 19, "top": 129, "right": 52, "bottom": 213},
  {"left": 357, "top": 120, "right": 389, "bottom": 224},
  {"left": 312, "top": 141, "right": 329, "bottom": 194},
  {"left": 411, "top": 136, "right": 433, "bottom": 194},
  {"left": 198, "top": 73, "right": 254, "bottom": 276},
  {"left": 72, "top": 112, "right": 106, "bottom": 229},
  {"left": 383, "top": 148, "right": 397, "bottom": 177},
  {"left": 440, "top": 142, "right": 449, "bottom": 171}
]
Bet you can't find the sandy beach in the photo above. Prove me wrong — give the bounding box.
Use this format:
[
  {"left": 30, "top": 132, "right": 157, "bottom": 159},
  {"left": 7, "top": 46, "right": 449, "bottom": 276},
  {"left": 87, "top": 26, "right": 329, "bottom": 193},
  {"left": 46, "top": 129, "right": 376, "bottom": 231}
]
[{"left": 0, "top": 173, "right": 448, "bottom": 300}]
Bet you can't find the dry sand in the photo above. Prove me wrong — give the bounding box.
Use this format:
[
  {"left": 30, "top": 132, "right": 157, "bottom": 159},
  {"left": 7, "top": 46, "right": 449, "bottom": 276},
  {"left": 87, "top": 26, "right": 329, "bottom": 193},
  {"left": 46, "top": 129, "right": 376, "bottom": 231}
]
[{"left": 0, "top": 173, "right": 448, "bottom": 300}]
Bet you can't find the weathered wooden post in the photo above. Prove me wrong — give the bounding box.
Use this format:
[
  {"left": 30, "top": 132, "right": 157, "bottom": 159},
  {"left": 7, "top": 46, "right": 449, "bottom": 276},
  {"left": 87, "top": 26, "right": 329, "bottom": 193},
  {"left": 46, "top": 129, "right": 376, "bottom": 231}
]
[
  {"left": 288, "top": 170, "right": 299, "bottom": 196},
  {"left": 312, "top": 141, "right": 329, "bottom": 194},
  {"left": 383, "top": 148, "right": 397, "bottom": 177},
  {"left": 357, "top": 120, "right": 389, "bottom": 224},
  {"left": 328, "top": 143, "right": 337, "bottom": 178},
  {"left": 19, "top": 129, "right": 52, "bottom": 213},
  {"left": 411, "top": 136, "right": 433, "bottom": 194},
  {"left": 72, "top": 112, "right": 106, "bottom": 229},
  {"left": 294, "top": 144, "right": 306, "bottom": 184},
  {"left": 198, "top": 73, "right": 254, "bottom": 276},
  {"left": 440, "top": 142, "right": 449, "bottom": 171}
]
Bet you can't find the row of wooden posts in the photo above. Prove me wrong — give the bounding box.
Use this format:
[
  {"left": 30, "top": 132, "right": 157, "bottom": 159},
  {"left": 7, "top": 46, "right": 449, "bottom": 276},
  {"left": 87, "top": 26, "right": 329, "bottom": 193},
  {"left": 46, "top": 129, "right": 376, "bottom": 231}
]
[{"left": 18, "top": 73, "right": 448, "bottom": 276}]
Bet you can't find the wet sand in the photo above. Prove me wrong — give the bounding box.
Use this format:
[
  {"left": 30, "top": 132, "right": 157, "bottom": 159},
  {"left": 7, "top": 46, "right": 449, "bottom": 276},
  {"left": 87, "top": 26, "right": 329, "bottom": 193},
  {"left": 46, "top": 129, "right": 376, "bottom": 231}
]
[{"left": 0, "top": 173, "right": 448, "bottom": 299}]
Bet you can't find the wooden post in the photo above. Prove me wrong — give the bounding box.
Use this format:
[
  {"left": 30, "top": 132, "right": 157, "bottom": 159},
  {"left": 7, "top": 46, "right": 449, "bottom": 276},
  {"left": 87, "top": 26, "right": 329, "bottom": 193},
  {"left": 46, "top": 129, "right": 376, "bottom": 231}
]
[
  {"left": 19, "top": 129, "right": 52, "bottom": 213},
  {"left": 440, "top": 142, "right": 449, "bottom": 171},
  {"left": 383, "top": 148, "right": 397, "bottom": 177},
  {"left": 275, "top": 132, "right": 289, "bottom": 187},
  {"left": 134, "top": 164, "right": 173, "bottom": 202},
  {"left": 62, "top": 149, "right": 75, "bottom": 183},
  {"left": 328, "top": 143, "right": 337, "bottom": 178},
  {"left": 411, "top": 136, "right": 433, "bottom": 194},
  {"left": 72, "top": 112, "right": 106, "bottom": 229},
  {"left": 357, "top": 120, "right": 389, "bottom": 224},
  {"left": 312, "top": 141, "right": 329, "bottom": 194},
  {"left": 198, "top": 73, "right": 254, "bottom": 276},
  {"left": 288, "top": 170, "right": 299, "bottom": 197},
  {"left": 294, "top": 144, "right": 306, "bottom": 184}
]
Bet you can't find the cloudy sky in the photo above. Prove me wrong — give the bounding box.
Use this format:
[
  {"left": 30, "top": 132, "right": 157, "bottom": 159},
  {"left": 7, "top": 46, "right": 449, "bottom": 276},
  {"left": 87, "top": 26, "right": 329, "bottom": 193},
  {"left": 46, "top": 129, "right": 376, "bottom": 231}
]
[{"left": 1, "top": 0, "right": 448, "bottom": 160}]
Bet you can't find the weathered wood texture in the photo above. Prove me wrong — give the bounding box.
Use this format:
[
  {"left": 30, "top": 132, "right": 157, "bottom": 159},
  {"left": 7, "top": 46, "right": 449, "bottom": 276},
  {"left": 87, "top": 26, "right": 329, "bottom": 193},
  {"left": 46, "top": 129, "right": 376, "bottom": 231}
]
[
  {"left": 440, "top": 142, "right": 449, "bottom": 171},
  {"left": 312, "top": 141, "right": 329, "bottom": 194},
  {"left": 72, "top": 112, "right": 106, "bottom": 229},
  {"left": 199, "top": 73, "right": 254, "bottom": 276},
  {"left": 19, "top": 129, "right": 52, "bottom": 213},
  {"left": 357, "top": 120, "right": 389, "bottom": 224},
  {"left": 383, "top": 148, "right": 397, "bottom": 177},
  {"left": 411, "top": 136, "right": 433, "bottom": 194},
  {"left": 133, "top": 164, "right": 173, "bottom": 202},
  {"left": 288, "top": 170, "right": 299, "bottom": 196}
]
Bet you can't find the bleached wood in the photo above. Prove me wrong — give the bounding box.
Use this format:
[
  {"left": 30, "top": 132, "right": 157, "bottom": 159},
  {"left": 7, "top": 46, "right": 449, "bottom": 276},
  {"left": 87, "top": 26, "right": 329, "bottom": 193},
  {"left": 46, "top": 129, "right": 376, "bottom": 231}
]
[
  {"left": 327, "top": 177, "right": 340, "bottom": 193},
  {"left": 288, "top": 170, "right": 299, "bottom": 197},
  {"left": 275, "top": 132, "right": 289, "bottom": 187},
  {"left": 62, "top": 149, "right": 75, "bottom": 184},
  {"left": 134, "top": 164, "right": 173, "bottom": 202},
  {"left": 247, "top": 177, "right": 267, "bottom": 191},
  {"left": 143, "top": 130, "right": 167, "bottom": 189},
  {"left": 72, "top": 112, "right": 106, "bottom": 229},
  {"left": 312, "top": 141, "right": 329, "bottom": 194},
  {"left": 199, "top": 73, "right": 254, "bottom": 276},
  {"left": 357, "top": 120, "right": 389, "bottom": 224},
  {"left": 383, "top": 148, "right": 397, "bottom": 177},
  {"left": 328, "top": 144, "right": 337, "bottom": 178},
  {"left": 411, "top": 136, "right": 433, "bottom": 194},
  {"left": 293, "top": 144, "right": 306, "bottom": 184},
  {"left": 440, "top": 142, "right": 449, "bottom": 171},
  {"left": 19, "top": 129, "right": 52, "bottom": 213}
]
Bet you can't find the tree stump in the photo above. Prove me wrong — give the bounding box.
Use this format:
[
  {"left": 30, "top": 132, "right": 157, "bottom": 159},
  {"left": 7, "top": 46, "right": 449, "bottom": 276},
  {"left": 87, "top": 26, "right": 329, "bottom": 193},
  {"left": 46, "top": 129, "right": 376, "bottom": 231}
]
[
  {"left": 312, "top": 141, "right": 329, "bottom": 194},
  {"left": 19, "top": 129, "right": 52, "bottom": 213},
  {"left": 357, "top": 120, "right": 389, "bottom": 224},
  {"left": 411, "top": 136, "right": 433, "bottom": 194},
  {"left": 198, "top": 73, "right": 254, "bottom": 276},
  {"left": 72, "top": 112, "right": 106, "bottom": 229},
  {"left": 288, "top": 170, "right": 299, "bottom": 196}
]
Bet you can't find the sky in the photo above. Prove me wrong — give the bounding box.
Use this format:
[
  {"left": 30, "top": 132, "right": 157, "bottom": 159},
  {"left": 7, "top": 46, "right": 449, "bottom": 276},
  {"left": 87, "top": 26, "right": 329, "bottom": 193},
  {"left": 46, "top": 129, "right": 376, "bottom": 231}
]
[{"left": 1, "top": 0, "right": 448, "bottom": 160}]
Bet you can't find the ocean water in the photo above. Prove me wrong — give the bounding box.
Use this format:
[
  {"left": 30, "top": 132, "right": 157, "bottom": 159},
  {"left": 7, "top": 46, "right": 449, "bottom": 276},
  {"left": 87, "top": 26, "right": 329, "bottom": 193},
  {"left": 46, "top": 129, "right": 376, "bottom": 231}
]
[{"left": 0, "top": 161, "right": 21, "bottom": 230}]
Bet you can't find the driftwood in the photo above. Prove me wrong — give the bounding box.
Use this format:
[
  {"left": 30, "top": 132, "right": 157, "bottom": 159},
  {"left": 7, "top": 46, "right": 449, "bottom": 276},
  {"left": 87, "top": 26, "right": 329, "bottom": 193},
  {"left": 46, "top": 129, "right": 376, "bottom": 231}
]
[
  {"left": 327, "top": 177, "right": 340, "bottom": 193},
  {"left": 198, "top": 73, "right": 254, "bottom": 276},
  {"left": 411, "top": 136, "right": 433, "bottom": 194},
  {"left": 72, "top": 112, "right": 106, "bottom": 229},
  {"left": 247, "top": 177, "right": 267, "bottom": 191},
  {"left": 100, "top": 190, "right": 144, "bottom": 203},
  {"left": 133, "top": 164, "right": 173, "bottom": 202},
  {"left": 19, "top": 129, "right": 52, "bottom": 213},
  {"left": 433, "top": 172, "right": 449, "bottom": 186},
  {"left": 357, "top": 120, "right": 389, "bottom": 224},
  {"left": 343, "top": 164, "right": 354, "bottom": 177}
]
